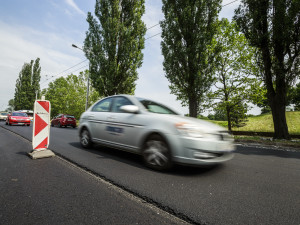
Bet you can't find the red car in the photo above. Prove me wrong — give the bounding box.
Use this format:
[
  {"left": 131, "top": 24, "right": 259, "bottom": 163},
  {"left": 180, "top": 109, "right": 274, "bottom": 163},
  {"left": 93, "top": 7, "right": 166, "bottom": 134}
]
[
  {"left": 6, "top": 112, "right": 31, "bottom": 126},
  {"left": 51, "top": 114, "right": 76, "bottom": 128}
]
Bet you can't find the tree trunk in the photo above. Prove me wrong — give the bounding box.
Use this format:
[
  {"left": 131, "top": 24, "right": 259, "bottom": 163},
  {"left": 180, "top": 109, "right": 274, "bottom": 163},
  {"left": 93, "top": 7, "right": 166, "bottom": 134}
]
[
  {"left": 226, "top": 106, "right": 232, "bottom": 132},
  {"left": 269, "top": 89, "right": 290, "bottom": 140},
  {"left": 189, "top": 97, "right": 198, "bottom": 118}
]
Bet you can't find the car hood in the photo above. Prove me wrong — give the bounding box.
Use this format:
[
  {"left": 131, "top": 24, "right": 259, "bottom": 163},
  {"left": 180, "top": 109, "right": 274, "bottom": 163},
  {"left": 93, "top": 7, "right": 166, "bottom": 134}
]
[{"left": 147, "top": 113, "right": 227, "bottom": 133}]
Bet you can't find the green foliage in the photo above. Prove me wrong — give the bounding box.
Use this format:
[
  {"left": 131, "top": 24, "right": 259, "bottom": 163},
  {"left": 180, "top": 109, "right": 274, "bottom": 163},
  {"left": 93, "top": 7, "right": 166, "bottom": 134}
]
[
  {"left": 232, "top": 111, "right": 300, "bottom": 135},
  {"left": 160, "top": 0, "right": 222, "bottom": 117},
  {"left": 209, "top": 111, "right": 300, "bottom": 135},
  {"left": 234, "top": 0, "right": 300, "bottom": 139},
  {"left": 6, "top": 99, "right": 14, "bottom": 112},
  {"left": 208, "top": 107, "right": 227, "bottom": 121},
  {"left": 84, "top": 0, "right": 146, "bottom": 97},
  {"left": 14, "top": 58, "right": 41, "bottom": 110},
  {"left": 42, "top": 71, "right": 100, "bottom": 119},
  {"left": 290, "top": 82, "right": 300, "bottom": 110},
  {"left": 208, "top": 19, "right": 261, "bottom": 130}
]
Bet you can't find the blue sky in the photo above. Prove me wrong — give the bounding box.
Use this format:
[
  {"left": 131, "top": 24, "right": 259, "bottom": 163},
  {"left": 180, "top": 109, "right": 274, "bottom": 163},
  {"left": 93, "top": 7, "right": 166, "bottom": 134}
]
[{"left": 0, "top": 0, "right": 244, "bottom": 115}]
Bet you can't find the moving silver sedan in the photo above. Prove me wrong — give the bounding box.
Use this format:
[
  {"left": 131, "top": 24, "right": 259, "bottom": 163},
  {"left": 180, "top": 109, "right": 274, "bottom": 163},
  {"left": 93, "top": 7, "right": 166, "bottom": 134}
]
[{"left": 79, "top": 95, "right": 235, "bottom": 170}]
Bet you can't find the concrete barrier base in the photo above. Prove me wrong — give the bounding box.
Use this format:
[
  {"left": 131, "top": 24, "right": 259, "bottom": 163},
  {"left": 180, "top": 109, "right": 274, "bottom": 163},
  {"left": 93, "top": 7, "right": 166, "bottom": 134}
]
[{"left": 28, "top": 149, "right": 55, "bottom": 159}]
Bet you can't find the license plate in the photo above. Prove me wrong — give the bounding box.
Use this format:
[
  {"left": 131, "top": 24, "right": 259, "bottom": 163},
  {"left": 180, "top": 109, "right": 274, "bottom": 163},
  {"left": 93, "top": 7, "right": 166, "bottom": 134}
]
[
  {"left": 18, "top": 123, "right": 24, "bottom": 125},
  {"left": 68, "top": 119, "right": 73, "bottom": 121}
]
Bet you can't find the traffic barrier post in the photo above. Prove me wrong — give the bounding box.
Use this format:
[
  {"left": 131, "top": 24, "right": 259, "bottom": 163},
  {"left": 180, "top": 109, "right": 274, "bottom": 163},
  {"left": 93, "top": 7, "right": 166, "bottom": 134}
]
[{"left": 28, "top": 96, "right": 55, "bottom": 159}]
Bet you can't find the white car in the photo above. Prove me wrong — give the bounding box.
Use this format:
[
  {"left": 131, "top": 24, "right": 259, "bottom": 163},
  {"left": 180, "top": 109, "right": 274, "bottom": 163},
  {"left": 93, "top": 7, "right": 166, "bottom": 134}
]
[
  {"left": 79, "top": 95, "right": 235, "bottom": 170},
  {"left": 0, "top": 112, "right": 9, "bottom": 121}
]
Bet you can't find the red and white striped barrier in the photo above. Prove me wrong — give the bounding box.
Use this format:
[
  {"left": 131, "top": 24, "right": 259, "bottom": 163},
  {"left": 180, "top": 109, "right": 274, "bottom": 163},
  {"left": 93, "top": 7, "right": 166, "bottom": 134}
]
[{"left": 29, "top": 97, "right": 55, "bottom": 159}]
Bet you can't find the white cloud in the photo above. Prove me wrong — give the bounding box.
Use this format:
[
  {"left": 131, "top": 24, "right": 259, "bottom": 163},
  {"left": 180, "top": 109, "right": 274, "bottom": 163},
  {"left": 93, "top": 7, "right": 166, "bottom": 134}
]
[
  {"left": 64, "top": 0, "right": 86, "bottom": 16},
  {"left": 0, "top": 21, "right": 84, "bottom": 110}
]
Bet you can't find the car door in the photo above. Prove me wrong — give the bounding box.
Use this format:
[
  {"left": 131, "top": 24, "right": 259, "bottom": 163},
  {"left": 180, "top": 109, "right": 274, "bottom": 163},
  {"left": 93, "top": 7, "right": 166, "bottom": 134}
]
[
  {"left": 88, "top": 97, "right": 114, "bottom": 144},
  {"left": 108, "top": 96, "right": 144, "bottom": 153}
]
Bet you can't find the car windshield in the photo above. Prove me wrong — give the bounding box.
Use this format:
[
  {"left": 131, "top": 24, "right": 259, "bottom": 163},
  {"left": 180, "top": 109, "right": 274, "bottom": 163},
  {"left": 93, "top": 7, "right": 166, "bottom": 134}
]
[
  {"left": 65, "top": 115, "right": 75, "bottom": 118},
  {"left": 138, "top": 98, "right": 178, "bottom": 115},
  {"left": 12, "top": 112, "right": 28, "bottom": 117},
  {"left": 1, "top": 113, "right": 8, "bottom": 115}
]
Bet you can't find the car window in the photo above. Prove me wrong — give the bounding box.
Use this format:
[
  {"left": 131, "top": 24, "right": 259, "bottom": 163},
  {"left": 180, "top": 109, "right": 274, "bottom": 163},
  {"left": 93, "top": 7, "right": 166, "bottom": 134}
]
[
  {"left": 12, "top": 112, "right": 28, "bottom": 117},
  {"left": 111, "top": 97, "right": 134, "bottom": 113},
  {"left": 92, "top": 98, "right": 113, "bottom": 112},
  {"left": 138, "top": 99, "right": 178, "bottom": 115},
  {"left": 66, "top": 115, "right": 75, "bottom": 118}
]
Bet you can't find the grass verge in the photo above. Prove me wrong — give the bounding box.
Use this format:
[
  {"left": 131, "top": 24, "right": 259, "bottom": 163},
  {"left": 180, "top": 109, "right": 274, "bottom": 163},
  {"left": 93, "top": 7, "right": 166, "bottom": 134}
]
[{"left": 234, "top": 135, "right": 300, "bottom": 149}]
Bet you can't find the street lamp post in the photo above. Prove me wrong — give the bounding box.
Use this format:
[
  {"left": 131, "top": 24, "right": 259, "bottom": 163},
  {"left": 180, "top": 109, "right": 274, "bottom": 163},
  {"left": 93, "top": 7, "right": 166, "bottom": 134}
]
[{"left": 72, "top": 44, "right": 90, "bottom": 111}]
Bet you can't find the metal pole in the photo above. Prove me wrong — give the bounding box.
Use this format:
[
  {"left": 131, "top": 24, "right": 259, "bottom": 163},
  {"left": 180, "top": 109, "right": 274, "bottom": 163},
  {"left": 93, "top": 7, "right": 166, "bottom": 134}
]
[{"left": 85, "top": 62, "right": 90, "bottom": 111}]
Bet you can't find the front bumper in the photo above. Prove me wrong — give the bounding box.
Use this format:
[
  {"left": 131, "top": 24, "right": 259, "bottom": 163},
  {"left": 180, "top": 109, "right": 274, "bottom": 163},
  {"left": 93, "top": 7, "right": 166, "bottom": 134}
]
[
  {"left": 167, "top": 133, "right": 235, "bottom": 166},
  {"left": 9, "top": 120, "right": 31, "bottom": 125}
]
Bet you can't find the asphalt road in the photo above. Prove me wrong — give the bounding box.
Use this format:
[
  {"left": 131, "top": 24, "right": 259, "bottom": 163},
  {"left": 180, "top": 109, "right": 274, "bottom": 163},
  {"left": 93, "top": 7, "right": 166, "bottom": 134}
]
[
  {"left": 0, "top": 124, "right": 187, "bottom": 225},
  {"left": 1, "top": 121, "right": 300, "bottom": 225}
]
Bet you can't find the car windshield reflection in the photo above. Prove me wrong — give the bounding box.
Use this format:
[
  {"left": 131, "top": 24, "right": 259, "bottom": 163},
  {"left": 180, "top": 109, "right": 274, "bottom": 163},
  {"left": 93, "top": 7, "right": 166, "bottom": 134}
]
[{"left": 138, "top": 98, "right": 178, "bottom": 115}]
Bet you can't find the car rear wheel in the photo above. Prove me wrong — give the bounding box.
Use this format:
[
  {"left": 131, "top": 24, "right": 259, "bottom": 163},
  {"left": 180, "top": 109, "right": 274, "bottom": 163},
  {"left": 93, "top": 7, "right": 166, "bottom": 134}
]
[
  {"left": 142, "top": 134, "right": 173, "bottom": 171},
  {"left": 80, "top": 129, "right": 93, "bottom": 148}
]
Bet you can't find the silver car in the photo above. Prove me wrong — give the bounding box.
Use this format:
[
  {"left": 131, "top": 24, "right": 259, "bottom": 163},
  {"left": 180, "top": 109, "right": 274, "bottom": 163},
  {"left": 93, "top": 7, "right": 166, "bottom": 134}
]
[{"left": 79, "top": 95, "right": 235, "bottom": 170}]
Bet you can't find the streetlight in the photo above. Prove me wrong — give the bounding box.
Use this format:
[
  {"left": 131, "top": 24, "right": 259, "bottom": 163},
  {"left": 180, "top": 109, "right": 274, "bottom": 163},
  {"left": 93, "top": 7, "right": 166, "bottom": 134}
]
[{"left": 72, "top": 44, "right": 90, "bottom": 111}]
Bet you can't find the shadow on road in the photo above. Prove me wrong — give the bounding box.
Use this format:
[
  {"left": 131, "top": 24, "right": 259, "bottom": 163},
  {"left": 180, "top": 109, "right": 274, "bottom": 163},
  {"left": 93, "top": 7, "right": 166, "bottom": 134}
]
[
  {"left": 235, "top": 147, "right": 300, "bottom": 159},
  {"left": 16, "top": 151, "right": 29, "bottom": 156},
  {"left": 67, "top": 141, "right": 223, "bottom": 176}
]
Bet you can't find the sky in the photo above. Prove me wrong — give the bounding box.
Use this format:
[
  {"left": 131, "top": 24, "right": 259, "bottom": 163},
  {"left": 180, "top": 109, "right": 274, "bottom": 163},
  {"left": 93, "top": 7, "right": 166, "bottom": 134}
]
[{"left": 0, "top": 0, "right": 247, "bottom": 115}]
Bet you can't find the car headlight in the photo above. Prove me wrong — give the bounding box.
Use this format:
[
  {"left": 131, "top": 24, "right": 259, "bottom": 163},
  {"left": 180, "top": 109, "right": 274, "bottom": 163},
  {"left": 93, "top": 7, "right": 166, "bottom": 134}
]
[{"left": 175, "top": 122, "right": 205, "bottom": 138}]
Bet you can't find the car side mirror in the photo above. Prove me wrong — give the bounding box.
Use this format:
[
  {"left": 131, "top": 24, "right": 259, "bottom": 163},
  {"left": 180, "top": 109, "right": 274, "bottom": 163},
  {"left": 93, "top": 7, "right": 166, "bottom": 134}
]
[{"left": 120, "top": 105, "right": 139, "bottom": 113}]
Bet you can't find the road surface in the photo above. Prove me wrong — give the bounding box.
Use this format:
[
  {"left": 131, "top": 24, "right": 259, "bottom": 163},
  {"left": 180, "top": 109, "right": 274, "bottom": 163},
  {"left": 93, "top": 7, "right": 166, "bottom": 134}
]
[{"left": 1, "top": 122, "right": 300, "bottom": 225}]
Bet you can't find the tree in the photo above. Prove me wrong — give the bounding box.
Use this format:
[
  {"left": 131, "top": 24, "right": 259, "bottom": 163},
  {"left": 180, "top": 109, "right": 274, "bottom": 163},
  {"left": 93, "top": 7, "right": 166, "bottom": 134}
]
[
  {"left": 290, "top": 82, "right": 300, "bottom": 110},
  {"left": 84, "top": 0, "right": 146, "bottom": 97},
  {"left": 160, "top": 0, "right": 222, "bottom": 117},
  {"left": 209, "top": 19, "right": 261, "bottom": 130},
  {"left": 14, "top": 58, "right": 41, "bottom": 110},
  {"left": 42, "top": 71, "right": 99, "bottom": 119},
  {"left": 31, "top": 58, "right": 41, "bottom": 101},
  {"left": 6, "top": 99, "right": 15, "bottom": 112},
  {"left": 234, "top": 0, "right": 300, "bottom": 139}
]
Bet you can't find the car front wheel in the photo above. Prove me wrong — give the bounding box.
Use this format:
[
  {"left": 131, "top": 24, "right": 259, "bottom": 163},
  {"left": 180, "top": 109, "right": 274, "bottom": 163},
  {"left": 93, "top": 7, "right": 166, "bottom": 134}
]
[
  {"left": 142, "top": 134, "right": 173, "bottom": 171},
  {"left": 80, "top": 129, "right": 93, "bottom": 148}
]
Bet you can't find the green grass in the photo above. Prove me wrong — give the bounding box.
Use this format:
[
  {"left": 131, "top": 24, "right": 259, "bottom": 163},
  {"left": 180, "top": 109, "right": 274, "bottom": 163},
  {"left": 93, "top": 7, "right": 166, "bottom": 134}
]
[
  {"left": 234, "top": 135, "right": 300, "bottom": 148},
  {"left": 209, "top": 111, "right": 300, "bottom": 135}
]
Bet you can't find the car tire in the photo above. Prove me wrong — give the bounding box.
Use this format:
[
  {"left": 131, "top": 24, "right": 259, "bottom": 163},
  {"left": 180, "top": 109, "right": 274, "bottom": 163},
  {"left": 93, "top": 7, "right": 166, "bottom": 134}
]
[
  {"left": 80, "top": 129, "right": 93, "bottom": 148},
  {"left": 142, "top": 134, "right": 173, "bottom": 171},
  {"left": 27, "top": 124, "right": 30, "bottom": 126},
  {"left": 72, "top": 125, "right": 76, "bottom": 128}
]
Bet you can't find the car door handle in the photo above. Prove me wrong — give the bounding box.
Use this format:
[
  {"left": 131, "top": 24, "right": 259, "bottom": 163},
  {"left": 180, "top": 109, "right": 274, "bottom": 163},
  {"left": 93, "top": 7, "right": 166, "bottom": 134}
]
[
  {"left": 88, "top": 115, "right": 95, "bottom": 119},
  {"left": 107, "top": 116, "right": 116, "bottom": 121}
]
